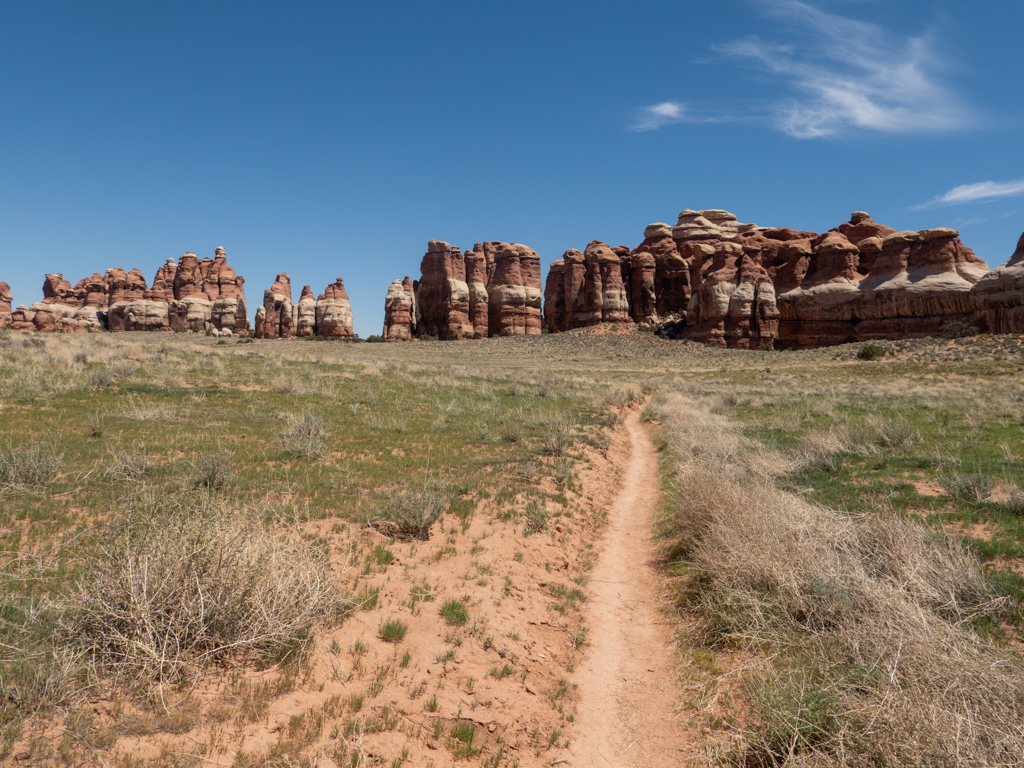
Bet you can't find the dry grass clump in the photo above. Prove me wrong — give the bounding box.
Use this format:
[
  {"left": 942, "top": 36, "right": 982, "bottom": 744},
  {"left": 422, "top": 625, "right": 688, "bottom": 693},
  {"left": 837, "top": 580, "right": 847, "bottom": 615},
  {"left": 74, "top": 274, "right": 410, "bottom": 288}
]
[
  {"left": 655, "top": 392, "right": 795, "bottom": 482},
  {"left": 938, "top": 471, "right": 993, "bottom": 502},
  {"left": 656, "top": 394, "right": 1024, "bottom": 767},
  {"left": 119, "top": 394, "right": 181, "bottom": 421},
  {"left": 538, "top": 415, "right": 573, "bottom": 456},
  {"left": 61, "top": 495, "right": 343, "bottom": 682},
  {"left": 109, "top": 450, "right": 154, "bottom": 482},
  {"left": 282, "top": 412, "right": 327, "bottom": 459},
  {"left": 0, "top": 444, "right": 63, "bottom": 490},
  {"left": 799, "top": 429, "right": 848, "bottom": 472},
  {"left": 599, "top": 382, "right": 644, "bottom": 409},
  {"left": 190, "top": 453, "right": 233, "bottom": 491}
]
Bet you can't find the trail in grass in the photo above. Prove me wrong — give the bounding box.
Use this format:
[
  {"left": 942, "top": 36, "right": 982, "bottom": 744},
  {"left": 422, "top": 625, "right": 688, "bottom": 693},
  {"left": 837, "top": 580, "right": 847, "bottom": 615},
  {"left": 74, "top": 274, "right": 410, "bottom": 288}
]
[{"left": 567, "top": 409, "right": 689, "bottom": 766}]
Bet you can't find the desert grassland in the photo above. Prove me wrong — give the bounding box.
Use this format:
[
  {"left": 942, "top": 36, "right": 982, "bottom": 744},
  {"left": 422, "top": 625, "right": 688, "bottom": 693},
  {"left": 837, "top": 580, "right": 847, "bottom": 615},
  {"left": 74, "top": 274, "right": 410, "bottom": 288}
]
[
  {"left": 649, "top": 334, "right": 1024, "bottom": 766},
  {"left": 0, "top": 325, "right": 1022, "bottom": 767},
  {"left": 0, "top": 327, "right": 648, "bottom": 767}
]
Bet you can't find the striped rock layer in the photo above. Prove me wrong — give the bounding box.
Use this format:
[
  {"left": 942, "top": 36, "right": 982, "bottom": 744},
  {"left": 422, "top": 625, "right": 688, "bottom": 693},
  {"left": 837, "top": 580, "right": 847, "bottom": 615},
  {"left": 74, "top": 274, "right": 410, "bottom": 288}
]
[
  {"left": 383, "top": 240, "right": 542, "bottom": 341},
  {"left": 7, "top": 248, "right": 248, "bottom": 334},
  {"left": 545, "top": 209, "right": 1024, "bottom": 349},
  {"left": 254, "top": 276, "right": 353, "bottom": 339}
]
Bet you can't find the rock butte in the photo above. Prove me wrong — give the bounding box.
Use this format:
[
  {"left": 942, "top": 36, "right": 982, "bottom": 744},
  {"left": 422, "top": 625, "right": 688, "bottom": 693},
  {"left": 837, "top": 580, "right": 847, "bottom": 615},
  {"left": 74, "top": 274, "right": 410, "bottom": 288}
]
[
  {"left": 4, "top": 248, "right": 249, "bottom": 335},
  {"left": 383, "top": 240, "right": 542, "bottom": 340},
  {"left": 391, "top": 212, "right": 1024, "bottom": 349},
  {"left": 254, "top": 276, "right": 354, "bottom": 339}
]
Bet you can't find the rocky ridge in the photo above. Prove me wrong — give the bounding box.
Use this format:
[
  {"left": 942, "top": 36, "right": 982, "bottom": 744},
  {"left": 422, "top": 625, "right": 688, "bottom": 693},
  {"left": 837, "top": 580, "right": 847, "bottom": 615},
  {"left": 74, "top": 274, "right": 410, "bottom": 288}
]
[
  {"left": 7, "top": 248, "right": 249, "bottom": 335},
  {"left": 549, "top": 209, "right": 1024, "bottom": 348},
  {"left": 254, "top": 275, "right": 354, "bottom": 339}
]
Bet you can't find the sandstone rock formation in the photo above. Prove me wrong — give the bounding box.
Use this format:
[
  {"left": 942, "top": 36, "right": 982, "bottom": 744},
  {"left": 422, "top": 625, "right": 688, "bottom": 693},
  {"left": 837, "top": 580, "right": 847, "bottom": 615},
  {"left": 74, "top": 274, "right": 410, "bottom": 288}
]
[
  {"left": 255, "top": 273, "right": 293, "bottom": 339},
  {"left": 13, "top": 249, "right": 249, "bottom": 334},
  {"left": 383, "top": 278, "right": 417, "bottom": 340},
  {"left": 487, "top": 242, "right": 543, "bottom": 336},
  {"left": 542, "top": 208, "right": 1020, "bottom": 349},
  {"left": 255, "top": 275, "right": 354, "bottom": 339},
  {"left": 416, "top": 240, "right": 473, "bottom": 340},
  {"left": 385, "top": 239, "right": 542, "bottom": 341},
  {"left": 0, "top": 282, "right": 12, "bottom": 328},
  {"left": 969, "top": 231, "right": 1024, "bottom": 334},
  {"left": 316, "top": 279, "right": 354, "bottom": 338}
]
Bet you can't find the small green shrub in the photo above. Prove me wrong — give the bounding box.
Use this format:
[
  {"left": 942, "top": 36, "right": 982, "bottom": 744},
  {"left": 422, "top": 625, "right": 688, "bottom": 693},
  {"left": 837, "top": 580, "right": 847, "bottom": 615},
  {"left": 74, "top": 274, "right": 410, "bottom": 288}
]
[
  {"left": 372, "top": 544, "right": 394, "bottom": 566},
  {"left": 523, "top": 501, "right": 549, "bottom": 536},
  {"left": 856, "top": 344, "right": 886, "bottom": 360},
  {"left": 746, "top": 668, "right": 839, "bottom": 759},
  {"left": 440, "top": 599, "right": 469, "bottom": 627}
]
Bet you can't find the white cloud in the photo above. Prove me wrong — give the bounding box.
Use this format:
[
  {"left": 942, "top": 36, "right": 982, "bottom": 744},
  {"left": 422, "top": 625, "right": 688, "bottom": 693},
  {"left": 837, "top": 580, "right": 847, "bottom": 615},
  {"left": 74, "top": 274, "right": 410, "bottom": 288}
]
[
  {"left": 631, "top": 101, "right": 687, "bottom": 132},
  {"left": 707, "top": 1, "right": 973, "bottom": 138},
  {"left": 913, "top": 179, "right": 1024, "bottom": 209}
]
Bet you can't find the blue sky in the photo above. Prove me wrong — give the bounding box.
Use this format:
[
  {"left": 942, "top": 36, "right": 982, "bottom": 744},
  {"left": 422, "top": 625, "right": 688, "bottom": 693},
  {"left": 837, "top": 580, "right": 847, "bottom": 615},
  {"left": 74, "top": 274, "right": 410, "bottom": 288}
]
[{"left": 1, "top": 0, "right": 1021, "bottom": 338}]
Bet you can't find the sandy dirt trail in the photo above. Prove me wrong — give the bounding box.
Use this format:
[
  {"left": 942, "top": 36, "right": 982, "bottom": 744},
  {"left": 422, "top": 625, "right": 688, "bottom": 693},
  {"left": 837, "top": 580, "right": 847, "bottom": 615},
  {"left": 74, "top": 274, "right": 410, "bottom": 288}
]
[{"left": 567, "top": 409, "right": 690, "bottom": 766}]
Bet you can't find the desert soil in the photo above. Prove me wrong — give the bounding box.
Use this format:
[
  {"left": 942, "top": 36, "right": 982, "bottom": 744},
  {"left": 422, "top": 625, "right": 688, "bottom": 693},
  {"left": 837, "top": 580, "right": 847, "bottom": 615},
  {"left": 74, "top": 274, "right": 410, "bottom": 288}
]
[{"left": 568, "top": 410, "right": 689, "bottom": 766}]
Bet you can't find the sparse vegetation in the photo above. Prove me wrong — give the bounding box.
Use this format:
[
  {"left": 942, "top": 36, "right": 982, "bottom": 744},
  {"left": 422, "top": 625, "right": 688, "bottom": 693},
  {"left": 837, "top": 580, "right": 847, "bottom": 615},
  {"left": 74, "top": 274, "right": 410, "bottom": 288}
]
[
  {"left": 0, "top": 326, "right": 1020, "bottom": 766},
  {"left": 654, "top": 390, "right": 1024, "bottom": 766}
]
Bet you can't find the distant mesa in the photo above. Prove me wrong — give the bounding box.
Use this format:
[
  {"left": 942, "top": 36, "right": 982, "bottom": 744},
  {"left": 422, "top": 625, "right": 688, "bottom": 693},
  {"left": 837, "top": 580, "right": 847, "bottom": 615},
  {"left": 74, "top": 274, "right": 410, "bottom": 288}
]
[
  {"left": 254, "top": 275, "right": 353, "bottom": 339},
  {"left": 388, "top": 209, "right": 1024, "bottom": 349}
]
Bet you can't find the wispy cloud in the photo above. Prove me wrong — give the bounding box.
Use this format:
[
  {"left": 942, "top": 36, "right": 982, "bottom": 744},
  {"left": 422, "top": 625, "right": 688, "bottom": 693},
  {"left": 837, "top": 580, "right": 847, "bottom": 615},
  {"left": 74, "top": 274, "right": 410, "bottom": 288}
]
[
  {"left": 631, "top": 101, "right": 687, "bottom": 132},
  {"left": 946, "top": 209, "right": 1018, "bottom": 227},
  {"left": 720, "top": 1, "right": 971, "bottom": 138},
  {"left": 913, "top": 179, "right": 1024, "bottom": 209},
  {"left": 636, "top": 0, "right": 976, "bottom": 138}
]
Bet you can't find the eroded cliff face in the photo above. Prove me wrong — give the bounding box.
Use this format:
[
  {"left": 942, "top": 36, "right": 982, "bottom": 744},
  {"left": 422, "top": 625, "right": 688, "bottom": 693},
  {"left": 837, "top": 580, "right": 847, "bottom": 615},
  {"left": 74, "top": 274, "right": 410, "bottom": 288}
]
[
  {"left": 10, "top": 248, "right": 249, "bottom": 334},
  {"left": 541, "top": 208, "right": 1016, "bottom": 349},
  {"left": 968, "top": 232, "right": 1024, "bottom": 335},
  {"left": 384, "top": 239, "right": 541, "bottom": 340}
]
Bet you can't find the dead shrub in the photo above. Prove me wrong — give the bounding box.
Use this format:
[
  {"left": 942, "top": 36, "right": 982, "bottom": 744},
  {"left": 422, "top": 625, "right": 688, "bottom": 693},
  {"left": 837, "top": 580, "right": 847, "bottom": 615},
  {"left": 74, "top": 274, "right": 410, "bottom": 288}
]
[
  {"left": 283, "top": 412, "right": 326, "bottom": 459},
  {"left": 799, "top": 430, "right": 846, "bottom": 472},
  {"left": 61, "top": 496, "right": 343, "bottom": 682}
]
